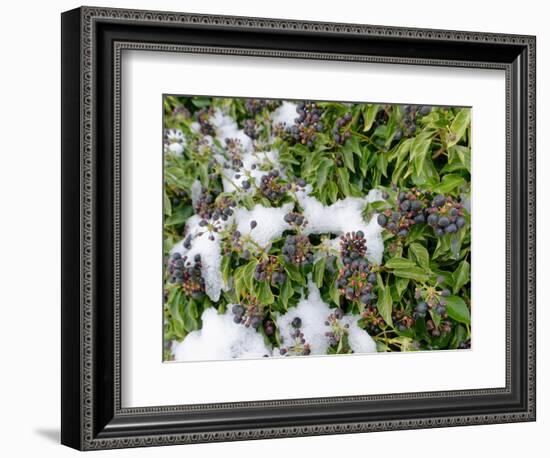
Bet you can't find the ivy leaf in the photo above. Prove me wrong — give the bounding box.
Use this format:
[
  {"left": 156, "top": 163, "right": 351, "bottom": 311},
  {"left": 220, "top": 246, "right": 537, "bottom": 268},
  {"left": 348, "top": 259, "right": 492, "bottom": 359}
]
[
  {"left": 385, "top": 257, "right": 417, "bottom": 269},
  {"left": 164, "top": 205, "right": 193, "bottom": 226},
  {"left": 284, "top": 264, "right": 305, "bottom": 285},
  {"left": 256, "top": 280, "right": 275, "bottom": 305},
  {"left": 433, "top": 174, "right": 465, "bottom": 194},
  {"left": 363, "top": 104, "right": 379, "bottom": 132},
  {"left": 316, "top": 159, "right": 332, "bottom": 190},
  {"left": 313, "top": 257, "right": 326, "bottom": 288},
  {"left": 221, "top": 255, "right": 232, "bottom": 285},
  {"left": 445, "top": 295, "right": 470, "bottom": 324},
  {"left": 280, "top": 279, "right": 292, "bottom": 310},
  {"left": 243, "top": 259, "right": 259, "bottom": 292},
  {"left": 342, "top": 148, "right": 355, "bottom": 173},
  {"left": 392, "top": 267, "right": 429, "bottom": 282},
  {"left": 409, "top": 243, "right": 430, "bottom": 270},
  {"left": 453, "top": 260, "right": 470, "bottom": 294},
  {"left": 394, "top": 276, "right": 409, "bottom": 299},
  {"left": 447, "top": 108, "right": 471, "bottom": 148},
  {"left": 164, "top": 190, "right": 172, "bottom": 216},
  {"left": 377, "top": 286, "right": 393, "bottom": 327},
  {"left": 337, "top": 167, "right": 351, "bottom": 196},
  {"left": 182, "top": 298, "right": 200, "bottom": 332}
]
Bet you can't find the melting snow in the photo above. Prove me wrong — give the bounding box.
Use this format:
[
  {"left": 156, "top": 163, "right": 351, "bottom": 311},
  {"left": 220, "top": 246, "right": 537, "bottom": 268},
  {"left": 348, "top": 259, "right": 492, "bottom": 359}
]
[
  {"left": 297, "top": 189, "right": 385, "bottom": 264},
  {"left": 171, "top": 308, "right": 271, "bottom": 361},
  {"left": 271, "top": 101, "right": 298, "bottom": 128},
  {"left": 233, "top": 202, "right": 294, "bottom": 247},
  {"left": 274, "top": 279, "right": 332, "bottom": 356}
]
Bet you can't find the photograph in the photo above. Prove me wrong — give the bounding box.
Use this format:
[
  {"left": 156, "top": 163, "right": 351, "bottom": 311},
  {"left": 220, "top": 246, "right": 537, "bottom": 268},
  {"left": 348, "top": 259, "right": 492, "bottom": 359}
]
[{"left": 162, "top": 96, "right": 472, "bottom": 362}]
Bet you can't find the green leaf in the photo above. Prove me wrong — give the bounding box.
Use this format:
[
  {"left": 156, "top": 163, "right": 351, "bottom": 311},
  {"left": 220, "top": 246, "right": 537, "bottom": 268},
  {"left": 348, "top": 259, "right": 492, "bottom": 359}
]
[
  {"left": 445, "top": 295, "right": 470, "bottom": 324},
  {"left": 221, "top": 255, "right": 232, "bottom": 285},
  {"left": 327, "top": 181, "right": 338, "bottom": 203},
  {"left": 284, "top": 264, "right": 304, "bottom": 285},
  {"left": 342, "top": 148, "right": 355, "bottom": 173},
  {"left": 395, "top": 276, "right": 409, "bottom": 299},
  {"left": 377, "top": 286, "right": 393, "bottom": 327},
  {"left": 256, "top": 280, "right": 275, "bottom": 305},
  {"left": 363, "top": 104, "right": 379, "bottom": 131},
  {"left": 316, "top": 159, "right": 332, "bottom": 190},
  {"left": 313, "top": 257, "right": 326, "bottom": 288},
  {"left": 280, "top": 279, "right": 293, "bottom": 310},
  {"left": 392, "top": 267, "right": 429, "bottom": 282},
  {"left": 447, "top": 108, "right": 471, "bottom": 147},
  {"left": 433, "top": 174, "right": 465, "bottom": 194},
  {"left": 243, "top": 259, "right": 259, "bottom": 292},
  {"left": 452, "top": 260, "right": 470, "bottom": 294},
  {"left": 164, "top": 190, "right": 172, "bottom": 216},
  {"left": 385, "top": 257, "right": 417, "bottom": 269},
  {"left": 337, "top": 167, "right": 351, "bottom": 196},
  {"left": 191, "top": 96, "right": 211, "bottom": 108},
  {"left": 409, "top": 243, "right": 430, "bottom": 270},
  {"left": 182, "top": 299, "right": 200, "bottom": 332},
  {"left": 164, "top": 205, "right": 193, "bottom": 226}
]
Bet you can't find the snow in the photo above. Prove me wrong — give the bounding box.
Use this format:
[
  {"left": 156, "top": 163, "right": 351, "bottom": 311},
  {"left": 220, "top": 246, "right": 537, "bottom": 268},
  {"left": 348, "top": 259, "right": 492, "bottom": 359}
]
[
  {"left": 210, "top": 109, "right": 253, "bottom": 152},
  {"left": 221, "top": 149, "right": 280, "bottom": 194},
  {"left": 171, "top": 308, "right": 271, "bottom": 361},
  {"left": 171, "top": 215, "right": 225, "bottom": 302},
  {"left": 271, "top": 101, "right": 298, "bottom": 128},
  {"left": 274, "top": 279, "right": 332, "bottom": 355},
  {"left": 233, "top": 202, "right": 294, "bottom": 247},
  {"left": 274, "top": 280, "right": 377, "bottom": 357},
  {"left": 296, "top": 191, "right": 385, "bottom": 265},
  {"left": 164, "top": 128, "right": 186, "bottom": 156},
  {"left": 340, "top": 315, "right": 377, "bottom": 354}
]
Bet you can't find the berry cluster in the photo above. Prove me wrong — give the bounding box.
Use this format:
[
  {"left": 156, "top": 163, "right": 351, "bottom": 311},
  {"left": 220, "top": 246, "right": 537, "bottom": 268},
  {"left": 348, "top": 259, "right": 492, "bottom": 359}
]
[
  {"left": 171, "top": 104, "right": 190, "bottom": 121},
  {"left": 332, "top": 112, "right": 353, "bottom": 145},
  {"left": 231, "top": 302, "right": 263, "bottom": 329},
  {"left": 167, "top": 253, "right": 205, "bottom": 299},
  {"left": 197, "top": 107, "right": 215, "bottom": 136},
  {"left": 254, "top": 256, "right": 287, "bottom": 285},
  {"left": 282, "top": 234, "right": 313, "bottom": 265},
  {"left": 283, "top": 211, "right": 307, "bottom": 229},
  {"left": 361, "top": 307, "right": 385, "bottom": 335},
  {"left": 210, "top": 196, "right": 236, "bottom": 222},
  {"left": 413, "top": 286, "right": 451, "bottom": 320},
  {"left": 425, "top": 194, "right": 466, "bottom": 236},
  {"left": 279, "top": 317, "right": 311, "bottom": 356},
  {"left": 243, "top": 119, "right": 260, "bottom": 139},
  {"left": 324, "top": 309, "right": 351, "bottom": 351},
  {"left": 392, "top": 309, "right": 415, "bottom": 332},
  {"left": 337, "top": 231, "right": 377, "bottom": 306},
  {"left": 377, "top": 189, "right": 427, "bottom": 238},
  {"left": 193, "top": 187, "right": 217, "bottom": 220},
  {"left": 259, "top": 169, "right": 290, "bottom": 203},
  {"left": 426, "top": 318, "right": 452, "bottom": 337},
  {"left": 288, "top": 102, "right": 324, "bottom": 147},
  {"left": 400, "top": 105, "right": 431, "bottom": 138},
  {"left": 245, "top": 98, "right": 277, "bottom": 116}
]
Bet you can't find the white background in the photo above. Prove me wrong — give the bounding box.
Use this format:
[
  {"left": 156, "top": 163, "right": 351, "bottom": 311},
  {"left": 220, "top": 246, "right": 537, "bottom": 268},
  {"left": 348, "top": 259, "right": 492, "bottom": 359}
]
[
  {"left": 0, "top": 0, "right": 546, "bottom": 457},
  {"left": 123, "top": 52, "right": 506, "bottom": 406}
]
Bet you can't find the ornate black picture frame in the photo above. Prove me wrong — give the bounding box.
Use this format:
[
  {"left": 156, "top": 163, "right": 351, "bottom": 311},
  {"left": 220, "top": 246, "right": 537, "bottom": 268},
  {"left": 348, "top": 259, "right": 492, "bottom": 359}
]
[{"left": 61, "top": 6, "right": 536, "bottom": 451}]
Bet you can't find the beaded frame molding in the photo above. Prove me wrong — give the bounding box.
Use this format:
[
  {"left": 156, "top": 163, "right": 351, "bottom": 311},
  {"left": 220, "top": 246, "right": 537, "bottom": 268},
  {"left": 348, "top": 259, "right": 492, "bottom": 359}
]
[{"left": 61, "top": 6, "right": 536, "bottom": 451}]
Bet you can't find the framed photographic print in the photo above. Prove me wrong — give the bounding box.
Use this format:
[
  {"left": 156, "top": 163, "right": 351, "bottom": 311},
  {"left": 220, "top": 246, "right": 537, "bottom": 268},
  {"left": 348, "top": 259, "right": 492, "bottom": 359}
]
[{"left": 61, "top": 6, "right": 536, "bottom": 451}]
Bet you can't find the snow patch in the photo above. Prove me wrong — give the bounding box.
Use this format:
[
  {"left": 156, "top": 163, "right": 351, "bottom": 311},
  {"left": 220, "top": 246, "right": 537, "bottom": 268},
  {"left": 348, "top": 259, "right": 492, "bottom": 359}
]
[
  {"left": 211, "top": 109, "right": 253, "bottom": 152},
  {"left": 233, "top": 202, "right": 294, "bottom": 247},
  {"left": 340, "top": 315, "right": 377, "bottom": 354},
  {"left": 171, "top": 215, "right": 224, "bottom": 302},
  {"left": 221, "top": 150, "right": 279, "bottom": 193},
  {"left": 171, "top": 308, "right": 271, "bottom": 362},
  {"left": 274, "top": 280, "right": 332, "bottom": 355},
  {"left": 271, "top": 101, "right": 298, "bottom": 128},
  {"left": 297, "top": 193, "right": 384, "bottom": 264}
]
